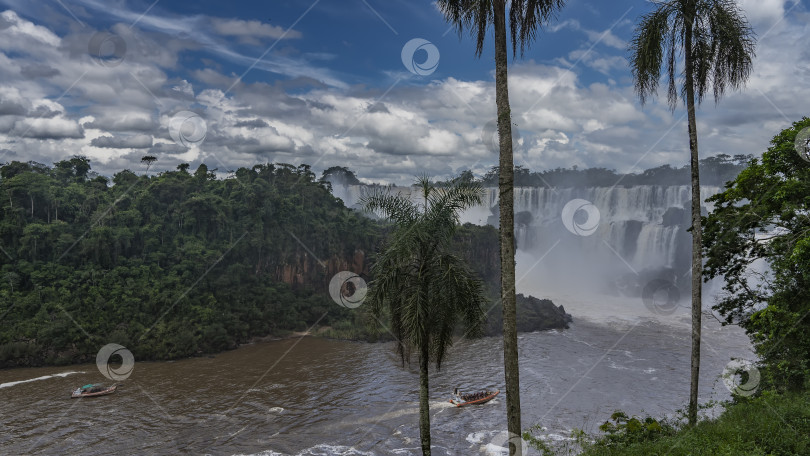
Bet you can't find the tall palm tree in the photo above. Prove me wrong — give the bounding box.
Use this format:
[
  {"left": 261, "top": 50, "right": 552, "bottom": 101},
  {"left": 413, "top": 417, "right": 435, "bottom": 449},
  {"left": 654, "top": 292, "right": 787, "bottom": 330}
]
[
  {"left": 436, "top": 2, "right": 565, "bottom": 452},
  {"left": 629, "top": 0, "right": 755, "bottom": 426},
  {"left": 362, "top": 177, "right": 487, "bottom": 456}
]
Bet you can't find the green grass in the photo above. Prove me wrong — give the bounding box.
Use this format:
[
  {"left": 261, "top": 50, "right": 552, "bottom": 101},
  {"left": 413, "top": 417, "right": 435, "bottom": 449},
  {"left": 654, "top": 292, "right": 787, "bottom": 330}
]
[
  {"left": 528, "top": 391, "right": 810, "bottom": 456},
  {"left": 583, "top": 391, "right": 810, "bottom": 456}
]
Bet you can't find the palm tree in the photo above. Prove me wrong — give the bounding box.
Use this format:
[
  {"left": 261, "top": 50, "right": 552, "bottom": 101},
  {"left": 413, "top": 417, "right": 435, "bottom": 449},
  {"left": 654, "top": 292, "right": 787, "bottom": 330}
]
[
  {"left": 629, "top": 0, "right": 755, "bottom": 426},
  {"left": 436, "top": 1, "right": 565, "bottom": 452},
  {"left": 362, "top": 176, "right": 487, "bottom": 456}
]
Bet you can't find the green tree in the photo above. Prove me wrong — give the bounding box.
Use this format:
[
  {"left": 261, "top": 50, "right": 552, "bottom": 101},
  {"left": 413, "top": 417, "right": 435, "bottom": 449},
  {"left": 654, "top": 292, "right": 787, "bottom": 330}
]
[
  {"left": 362, "top": 176, "right": 487, "bottom": 456},
  {"left": 0, "top": 159, "right": 383, "bottom": 367},
  {"left": 629, "top": 0, "right": 756, "bottom": 425},
  {"left": 436, "top": 2, "right": 566, "bottom": 450},
  {"left": 320, "top": 166, "right": 361, "bottom": 186},
  {"left": 141, "top": 155, "right": 157, "bottom": 172},
  {"left": 703, "top": 118, "right": 810, "bottom": 392}
]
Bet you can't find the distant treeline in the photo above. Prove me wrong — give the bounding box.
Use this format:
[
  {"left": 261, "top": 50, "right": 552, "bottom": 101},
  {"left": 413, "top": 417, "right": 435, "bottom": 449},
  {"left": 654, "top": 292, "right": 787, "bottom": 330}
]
[
  {"left": 431, "top": 154, "right": 753, "bottom": 188},
  {"left": 0, "top": 158, "right": 381, "bottom": 366},
  {"left": 0, "top": 158, "right": 514, "bottom": 367}
]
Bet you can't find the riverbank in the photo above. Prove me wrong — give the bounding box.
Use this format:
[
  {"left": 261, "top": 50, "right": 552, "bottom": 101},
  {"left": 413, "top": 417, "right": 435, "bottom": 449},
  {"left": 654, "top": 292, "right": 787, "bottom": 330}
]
[
  {"left": 528, "top": 390, "right": 810, "bottom": 455},
  {"left": 1, "top": 293, "right": 572, "bottom": 369}
]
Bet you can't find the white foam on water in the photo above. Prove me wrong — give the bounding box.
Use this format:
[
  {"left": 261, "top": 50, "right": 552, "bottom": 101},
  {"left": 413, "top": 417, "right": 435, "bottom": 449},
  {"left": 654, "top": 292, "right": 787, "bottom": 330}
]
[
  {"left": 0, "top": 371, "right": 84, "bottom": 389},
  {"left": 467, "top": 430, "right": 533, "bottom": 456},
  {"left": 431, "top": 400, "right": 456, "bottom": 409},
  {"left": 233, "top": 444, "right": 376, "bottom": 456},
  {"left": 465, "top": 431, "right": 488, "bottom": 444},
  {"left": 483, "top": 442, "right": 510, "bottom": 456},
  {"left": 544, "top": 432, "right": 576, "bottom": 442}
]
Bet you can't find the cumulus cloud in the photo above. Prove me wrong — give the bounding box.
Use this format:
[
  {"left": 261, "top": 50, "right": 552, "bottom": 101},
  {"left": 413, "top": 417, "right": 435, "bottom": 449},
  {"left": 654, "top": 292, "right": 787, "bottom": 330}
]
[
  {"left": 210, "top": 18, "right": 302, "bottom": 44},
  {"left": 0, "top": 9, "right": 60, "bottom": 47},
  {"left": 234, "top": 118, "right": 270, "bottom": 129},
  {"left": 90, "top": 134, "right": 153, "bottom": 149},
  {"left": 738, "top": 0, "right": 793, "bottom": 27},
  {"left": 19, "top": 63, "right": 59, "bottom": 79},
  {"left": 11, "top": 117, "right": 84, "bottom": 139},
  {"left": 0, "top": 3, "right": 806, "bottom": 185}
]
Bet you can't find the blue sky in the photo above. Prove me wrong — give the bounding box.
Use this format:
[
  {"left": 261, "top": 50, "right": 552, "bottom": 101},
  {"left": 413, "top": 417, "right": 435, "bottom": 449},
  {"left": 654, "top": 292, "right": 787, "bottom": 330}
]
[{"left": 0, "top": 0, "right": 807, "bottom": 183}]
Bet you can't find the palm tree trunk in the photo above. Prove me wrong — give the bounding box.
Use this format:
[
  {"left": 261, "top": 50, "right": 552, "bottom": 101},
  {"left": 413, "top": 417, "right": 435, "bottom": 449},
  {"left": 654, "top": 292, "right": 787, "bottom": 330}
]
[
  {"left": 684, "top": 12, "right": 703, "bottom": 427},
  {"left": 493, "top": 1, "right": 521, "bottom": 454},
  {"left": 418, "top": 341, "right": 432, "bottom": 456}
]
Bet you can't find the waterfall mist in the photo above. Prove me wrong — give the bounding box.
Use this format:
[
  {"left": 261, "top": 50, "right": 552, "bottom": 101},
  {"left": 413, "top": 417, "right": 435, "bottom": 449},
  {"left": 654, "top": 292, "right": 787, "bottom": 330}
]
[{"left": 331, "top": 183, "right": 724, "bottom": 325}]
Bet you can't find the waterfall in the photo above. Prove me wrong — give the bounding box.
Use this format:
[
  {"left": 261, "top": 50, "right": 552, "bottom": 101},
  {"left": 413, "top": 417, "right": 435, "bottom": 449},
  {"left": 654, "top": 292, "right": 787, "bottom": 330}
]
[{"left": 332, "top": 184, "right": 722, "bottom": 297}]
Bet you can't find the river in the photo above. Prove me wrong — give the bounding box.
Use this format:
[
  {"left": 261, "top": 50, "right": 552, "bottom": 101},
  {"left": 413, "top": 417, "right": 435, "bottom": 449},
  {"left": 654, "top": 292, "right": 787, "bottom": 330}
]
[{"left": 0, "top": 291, "right": 752, "bottom": 456}]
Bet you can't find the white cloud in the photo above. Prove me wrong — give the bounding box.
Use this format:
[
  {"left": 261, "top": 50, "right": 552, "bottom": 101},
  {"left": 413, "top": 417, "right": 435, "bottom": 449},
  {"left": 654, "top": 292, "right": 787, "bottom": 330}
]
[
  {"left": 0, "top": 10, "right": 59, "bottom": 47},
  {"left": 211, "top": 18, "right": 302, "bottom": 44},
  {"left": 738, "top": 0, "right": 791, "bottom": 27},
  {"left": 11, "top": 117, "right": 83, "bottom": 139},
  {"left": 0, "top": 3, "right": 807, "bottom": 185}
]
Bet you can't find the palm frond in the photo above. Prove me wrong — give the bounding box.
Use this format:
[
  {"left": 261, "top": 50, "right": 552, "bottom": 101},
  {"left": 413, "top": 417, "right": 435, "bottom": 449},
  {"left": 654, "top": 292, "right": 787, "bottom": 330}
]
[
  {"left": 360, "top": 186, "right": 418, "bottom": 225},
  {"left": 428, "top": 251, "right": 486, "bottom": 367},
  {"left": 364, "top": 176, "right": 487, "bottom": 370},
  {"left": 631, "top": 0, "right": 755, "bottom": 108},
  {"left": 511, "top": 0, "right": 566, "bottom": 56},
  {"left": 630, "top": 4, "right": 674, "bottom": 106},
  {"left": 425, "top": 181, "right": 484, "bottom": 245},
  {"left": 438, "top": 0, "right": 565, "bottom": 57},
  {"left": 706, "top": 0, "right": 756, "bottom": 102},
  {"left": 436, "top": 0, "right": 494, "bottom": 57}
]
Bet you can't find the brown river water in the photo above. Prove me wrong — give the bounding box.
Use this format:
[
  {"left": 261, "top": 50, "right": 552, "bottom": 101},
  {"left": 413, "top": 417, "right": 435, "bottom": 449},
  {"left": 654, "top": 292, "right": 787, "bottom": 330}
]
[{"left": 1, "top": 296, "right": 752, "bottom": 456}]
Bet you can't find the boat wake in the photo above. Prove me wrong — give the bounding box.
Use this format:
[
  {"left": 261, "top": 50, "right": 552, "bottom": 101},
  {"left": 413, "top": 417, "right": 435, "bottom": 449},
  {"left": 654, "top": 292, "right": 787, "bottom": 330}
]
[
  {"left": 0, "top": 371, "right": 84, "bottom": 389},
  {"left": 233, "top": 444, "right": 376, "bottom": 456}
]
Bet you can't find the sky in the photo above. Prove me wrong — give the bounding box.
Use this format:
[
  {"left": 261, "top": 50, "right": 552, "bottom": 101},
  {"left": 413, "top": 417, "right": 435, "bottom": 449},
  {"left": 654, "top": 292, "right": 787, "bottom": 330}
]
[{"left": 0, "top": 0, "right": 807, "bottom": 184}]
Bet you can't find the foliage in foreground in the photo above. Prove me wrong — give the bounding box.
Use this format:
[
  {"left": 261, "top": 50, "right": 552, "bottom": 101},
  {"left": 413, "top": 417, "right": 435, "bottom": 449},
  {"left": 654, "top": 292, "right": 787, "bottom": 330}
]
[
  {"left": 526, "top": 391, "right": 810, "bottom": 456},
  {"left": 703, "top": 117, "right": 810, "bottom": 391}
]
